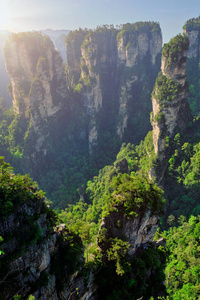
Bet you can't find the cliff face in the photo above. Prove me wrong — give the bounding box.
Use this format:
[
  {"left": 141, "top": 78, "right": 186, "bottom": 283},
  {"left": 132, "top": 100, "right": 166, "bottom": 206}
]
[
  {"left": 117, "top": 28, "right": 162, "bottom": 139},
  {"left": 185, "top": 29, "right": 200, "bottom": 59},
  {"left": 2, "top": 23, "right": 162, "bottom": 208},
  {"left": 0, "top": 32, "right": 12, "bottom": 105},
  {"left": 151, "top": 35, "right": 191, "bottom": 166},
  {"left": 0, "top": 205, "right": 58, "bottom": 299},
  {"left": 0, "top": 162, "right": 83, "bottom": 300},
  {"left": 98, "top": 208, "right": 159, "bottom": 257},
  {"left": 94, "top": 173, "right": 165, "bottom": 298},
  {"left": 183, "top": 17, "right": 200, "bottom": 60},
  {"left": 4, "top": 32, "right": 68, "bottom": 167},
  {"left": 183, "top": 17, "right": 200, "bottom": 114},
  {"left": 66, "top": 23, "right": 162, "bottom": 151},
  {"left": 5, "top": 32, "right": 66, "bottom": 117}
]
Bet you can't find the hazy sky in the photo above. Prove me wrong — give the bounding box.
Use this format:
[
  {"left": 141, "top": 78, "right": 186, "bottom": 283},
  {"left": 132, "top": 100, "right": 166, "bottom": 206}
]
[{"left": 0, "top": 0, "right": 200, "bottom": 43}]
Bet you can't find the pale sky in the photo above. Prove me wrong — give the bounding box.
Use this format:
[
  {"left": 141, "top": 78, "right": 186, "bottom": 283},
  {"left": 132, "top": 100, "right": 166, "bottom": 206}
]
[{"left": 0, "top": 0, "right": 200, "bottom": 43}]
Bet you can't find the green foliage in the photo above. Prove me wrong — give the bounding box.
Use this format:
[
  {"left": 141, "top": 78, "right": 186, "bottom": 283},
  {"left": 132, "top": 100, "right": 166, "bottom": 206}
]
[
  {"left": 117, "top": 21, "right": 161, "bottom": 47},
  {"left": 0, "top": 156, "right": 45, "bottom": 217},
  {"left": 106, "top": 172, "right": 164, "bottom": 217},
  {"left": 152, "top": 73, "right": 183, "bottom": 104},
  {"left": 163, "top": 216, "right": 200, "bottom": 299},
  {"left": 6, "top": 32, "right": 52, "bottom": 74},
  {"left": 160, "top": 127, "right": 200, "bottom": 226},
  {"left": 95, "top": 244, "right": 166, "bottom": 299},
  {"left": 0, "top": 236, "right": 4, "bottom": 256},
  {"left": 14, "top": 296, "right": 22, "bottom": 300},
  {"left": 183, "top": 16, "right": 200, "bottom": 31},
  {"left": 162, "top": 34, "right": 189, "bottom": 66},
  {"left": 50, "top": 229, "right": 83, "bottom": 291},
  {"left": 187, "top": 58, "right": 200, "bottom": 114},
  {"left": 28, "top": 296, "right": 35, "bottom": 300},
  {"left": 106, "top": 237, "right": 130, "bottom": 275},
  {"left": 59, "top": 131, "right": 163, "bottom": 276},
  {"left": 0, "top": 158, "right": 59, "bottom": 299}
]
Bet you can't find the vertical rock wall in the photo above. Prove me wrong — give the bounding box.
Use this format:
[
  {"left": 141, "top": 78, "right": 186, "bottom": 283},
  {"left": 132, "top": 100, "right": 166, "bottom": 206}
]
[
  {"left": 65, "top": 22, "right": 162, "bottom": 152},
  {"left": 151, "top": 34, "right": 191, "bottom": 182},
  {"left": 4, "top": 32, "right": 67, "bottom": 159}
]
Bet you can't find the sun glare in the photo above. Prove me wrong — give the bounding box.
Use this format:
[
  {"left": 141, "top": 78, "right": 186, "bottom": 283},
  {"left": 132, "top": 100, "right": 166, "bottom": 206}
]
[{"left": 0, "top": 1, "right": 10, "bottom": 31}]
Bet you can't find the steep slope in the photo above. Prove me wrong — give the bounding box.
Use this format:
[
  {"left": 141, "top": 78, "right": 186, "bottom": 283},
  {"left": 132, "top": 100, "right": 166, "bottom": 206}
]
[
  {"left": 0, "top": 157, "right": 83, "bottom": 300},
  {"left": 5, "top": 32, "right": 66, "bottom": 116},
  {"left": 1, "top": 23, "right": 162, "bottom": 209},
  {"left": 184, "top": 17, "right": 200, "bottom": 113},
  {"left": 151, "top": 34, "right": 191, "bottom": 183},
  {"left": 4, "top": 32, "right": 68, "bottom": 176},
  {"left": 0, "top": 32, "right": 12, "bottom": 106},
  {"left": 66, "top": 23, "right": 162, "bottom": 153},
  {"left": 59, "top": 133, "right": 166, "bottom": 299},
  {"left": 150, "top": 29, "right": 200, "bottom": 227}
]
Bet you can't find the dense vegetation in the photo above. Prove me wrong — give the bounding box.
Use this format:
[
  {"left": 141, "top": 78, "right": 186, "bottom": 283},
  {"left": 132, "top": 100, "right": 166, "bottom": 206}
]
[
  {"left": 0, "top": 157, "right": 83, "bottom": 299},
  {"left": 0, "top": 22, "right": 161, "bottom": 211},
  {"left": 182, "top": 16, "right": 200, "bottom": 115},
  {"left": 2, "top": 18, "right": 200, "bottom": 299},
  {"left": 59, "top": 132, "right": 157, "bottom": 250},
  {"left": 183, "top": 16, "right": 200, "bottom": 31},
  {"left": 157, "top": 215, "right": 200, "bottom": 300},
  {"left": 162, "top": 34, "right": 189, "bottom": 67}
]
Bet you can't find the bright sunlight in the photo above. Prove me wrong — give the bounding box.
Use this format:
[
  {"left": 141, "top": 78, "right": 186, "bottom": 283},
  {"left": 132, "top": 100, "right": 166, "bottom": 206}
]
[{"left": 0, "top": 1, "right": 10, "bottom": 31}]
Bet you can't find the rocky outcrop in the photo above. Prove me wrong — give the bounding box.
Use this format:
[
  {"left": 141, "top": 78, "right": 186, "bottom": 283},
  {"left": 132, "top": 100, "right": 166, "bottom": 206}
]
[
  {"left": 4, "top": 32, "right": 68, "bottom": 164},
  {"left": 117, "top": 27, "right": 162, "bottom": 138},
  {"left": 5, "top": 32, "right": 66, "bottom": 117},
  {"left": 183, "top": 17, "right": 200, "bottom": 60},
  {"left": 0, "top": 191, "right": 83, "bottom": 300},
  {"left": 185, "top": 29, "right": 200, "bottom": 59},
  {"left": 65, "top": 29, "right": 89, "bottom": 89},
  {"left": 98, "top": 208, "right": 159, "bottom": 257},
  {"left": 0, "top": 32, "right": 12, "bottom": 105},
  {"left": 183, "top": 17, "right": 200, "bottom": 114},
  {"left": 2, "top": 23, "right": 162, "bottom": 209},
  {"left": 151, "top": 34, "right": 191, "bottom": 167},
  {"left": 66, "top": 22, "right": 162, "bottom": 151},
  {"left": 0, "top": 198, "right": 57, "bottom": 299}
]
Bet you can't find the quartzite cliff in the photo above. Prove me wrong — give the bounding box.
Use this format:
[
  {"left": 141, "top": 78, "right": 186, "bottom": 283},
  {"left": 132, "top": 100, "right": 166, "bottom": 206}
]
[{"left": 151, "top": 34, "right": 191, "bottom": 183}]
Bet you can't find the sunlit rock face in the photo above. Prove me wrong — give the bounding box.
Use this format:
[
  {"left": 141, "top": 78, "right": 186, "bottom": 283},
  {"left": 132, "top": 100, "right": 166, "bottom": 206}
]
[
  {"left": 5, "top": 32, "right": 66, "bottom": 117},
  {"left": 4, "top": 32, "right": 68, "bottom": 160},
  {"left": 4, "top": 23, "right": 162, "bottom": 159}
]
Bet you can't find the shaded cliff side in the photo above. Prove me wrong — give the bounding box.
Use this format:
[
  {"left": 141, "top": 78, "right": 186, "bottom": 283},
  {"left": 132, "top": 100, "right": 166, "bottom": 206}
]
[
  {"left": 184, "top": 17, "right": 200, "bottom": 114},
  {"left": 151, "top": 34, "right": 191, "bottom": 183},
  {"left": 66, "top": 23, "right": 162, "bottom": 153},
  {"left": 0, "top": 158, "right": 83, "bottom": 300}
]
